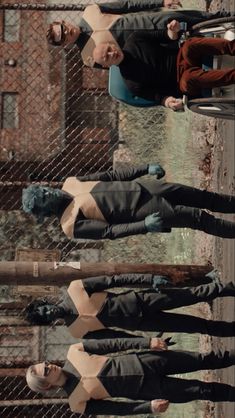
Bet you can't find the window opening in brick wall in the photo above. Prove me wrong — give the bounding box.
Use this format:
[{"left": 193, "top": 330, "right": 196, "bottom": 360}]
[
  {"left": 3, "top": 10, "right": 20, "bottom": 42},
  {"left": 1, "top": 93, "right": 19, "bottom": 129}
]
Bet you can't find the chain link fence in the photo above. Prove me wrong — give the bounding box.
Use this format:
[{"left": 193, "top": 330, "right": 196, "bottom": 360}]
[{"left": 0, "top": 1, "right": 213, "bottom": 417}]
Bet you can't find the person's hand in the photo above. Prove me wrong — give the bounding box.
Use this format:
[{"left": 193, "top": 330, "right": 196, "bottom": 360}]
[
  {"left": 148, "top": 164, "right": 165, "bottom": 179},
  {"left": 164, "top": 0, "right": 182, "bottom": 8},
  {"left": 163, "top": 96, "right": 184, "bottom": 111},
  {"left": 152, "top": 275, "right": 171, "bottom": 290},
  {"left": 167, "top": 19, "right": 181, "bottom": 40},
  {"left": 151, "top": 399, "right": 170, "bottom": 413},
  {"left": 145, "top": 213, "right": 163, "bottom": 233},
  {"left": 150, "top": 337, "right": 168, "bottom": 351}
]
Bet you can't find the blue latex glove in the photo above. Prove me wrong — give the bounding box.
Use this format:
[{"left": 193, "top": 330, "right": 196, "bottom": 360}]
[
  {"left": 148, "top": 164, "right": 165, "bottom": 179},
  {"left": 145, "top": 212, "right": 163, "bottom": 233},
  {"left": 152, "top": 275, "right": 171, "bottom": 289}
]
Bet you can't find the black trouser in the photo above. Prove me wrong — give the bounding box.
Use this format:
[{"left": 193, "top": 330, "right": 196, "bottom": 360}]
[
  {"left": 137, "top": 279, "right": 235, "bottom": 311},
  {"left": 136, "top": 311, "right": 235, "bottom": 336},
  {"left": 133, "top": 280, "right": 235, "bottom": 336},
  {"left": 137, "top": 181, "right": 235, "bottom": 238},
  {"left": 150, "top": 10, "right": 234, "bottom": 30},
  {"left": 138, "top": 350, "right": 235, "bottom": 402}
]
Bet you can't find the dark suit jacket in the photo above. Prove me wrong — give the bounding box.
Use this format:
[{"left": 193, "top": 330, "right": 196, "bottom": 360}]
[
  {"left": 63, "top": 338, "right": 154, "bottom": 415},
  {"left": 63, "top": 274, "right": 157, "bottom": 338},
  {"left": 76, "top": 1, "right": 217, "bottom": 52},
  {"left": 70, "top": 164, "right": 171, "bottom": 239},
  {"left": 76, "top": 0, "right": 164, "bottom": 54}
]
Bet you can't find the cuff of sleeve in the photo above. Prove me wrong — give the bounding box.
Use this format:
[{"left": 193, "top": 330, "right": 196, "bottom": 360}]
[
  {"left": 144, "top": 402, "right": 153, "bottom": 414},
  {"left": 140, "top": 164, "right": 149, "bottom": 174},
  {"left": 143, "top": 337, "right": 152, "bottom": 349},
  {"left": 132, "top": 337, "right": 151, "bottom": 349},
  {"left": 134, "top": 220, "right": 148, "bottom": 234},
  {"left": 163, "top": 227, "right": 172, "bottom": 233}
]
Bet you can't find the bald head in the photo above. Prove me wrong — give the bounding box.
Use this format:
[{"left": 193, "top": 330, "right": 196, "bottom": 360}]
[{"left": 93, "top": 42, "right": 124, "bottom": 68}]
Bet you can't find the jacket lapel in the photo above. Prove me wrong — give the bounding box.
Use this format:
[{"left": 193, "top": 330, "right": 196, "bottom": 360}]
[{"left": 67, "top": 344, "right": 109, "bottom": 413}]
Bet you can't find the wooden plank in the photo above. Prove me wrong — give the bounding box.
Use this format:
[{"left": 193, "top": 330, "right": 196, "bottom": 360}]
[{"left": 0, "top": 261, "right": 212, "bottom": 286}]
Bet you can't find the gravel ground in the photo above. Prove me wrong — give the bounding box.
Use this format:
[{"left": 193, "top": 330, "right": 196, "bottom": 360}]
[
  {"left": 210, "top": 113, "right": 235, "bottom": 418},
  {"left": 194, "top": 0, "right": 235, "bottom": 416}
]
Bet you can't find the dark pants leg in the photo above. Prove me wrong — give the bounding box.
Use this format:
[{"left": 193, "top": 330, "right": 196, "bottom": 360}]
[
  {"left": 166, "top": 206, "right": 235, "bottom": 238},
  {"left": 179, "top": 38, "right": 235, "bottom": 95},
  {"left": 138, "top": 350, "right": 235, "bottom": 401},
  {"left": 180, "top": 67, "right": 235, "bottom": 96},
  {"left": 139, "top": 350, "right": 235, "bottom": 376},
  {"left": 137, "top": 182, "right": 235, "bottom": 237},
  {"left": 138, "top": 280, "right": 235, "bottom": 312},
  {"left": 156, "top": 182, "right": 235, "bottom": 213},
  {"left": 137, "top": 311, "right": 235, "bottom": 337},
  {"left": 161, "top": 377, "right": 235, "bottom": 403},
  {"left": 151, "top": 11, "right": 234, "bottom": 30}
]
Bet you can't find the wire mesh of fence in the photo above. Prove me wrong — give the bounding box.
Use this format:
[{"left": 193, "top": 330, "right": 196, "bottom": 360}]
[{"left": 0, "top": 2, "right": 209, "bottom": 417}]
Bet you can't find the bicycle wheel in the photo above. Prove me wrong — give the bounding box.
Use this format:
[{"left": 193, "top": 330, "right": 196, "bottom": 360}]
[
  {"left": 191, "top": 16, "right": 235, "bottom": 31},
  {"left": 187, "top": 97, "right": 235, "bottom": 120}
]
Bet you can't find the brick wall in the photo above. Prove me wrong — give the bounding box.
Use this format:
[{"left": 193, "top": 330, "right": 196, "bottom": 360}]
[
  {"left": 0, "top": 3, "right": 63, "bottom": 161},
  {"left": 0, "top": 1, "right": 118, "bottom": 176}
]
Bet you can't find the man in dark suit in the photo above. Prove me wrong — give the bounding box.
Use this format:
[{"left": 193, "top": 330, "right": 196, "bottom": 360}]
[
  {"left": 22, "top": 164, "right": 235, "bottom": 239},
  {"left": 26, "top": 337, "right": 235, "bottom": 415},
  {"left": 25, "top": 272, "right": 235, "bottom": 338},
  {"left": 46, "top": 0, "right": 234, "bottom": 67}
]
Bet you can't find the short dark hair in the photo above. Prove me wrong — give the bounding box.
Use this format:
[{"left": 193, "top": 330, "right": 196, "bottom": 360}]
[
  {"left": 22, "top": 185, "right": 46, "bottom": 223},
  {"left": 24, "top": 299, "right": 53, "bottom": 325}
]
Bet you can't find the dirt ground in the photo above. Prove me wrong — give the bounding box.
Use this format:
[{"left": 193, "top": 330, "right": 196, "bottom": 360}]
[
  {"left": 196, "top": 0, "right": 235, "bottom": 416},
  {"left": 212, "top": 120, "right": 235, "bottom": 418}
]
